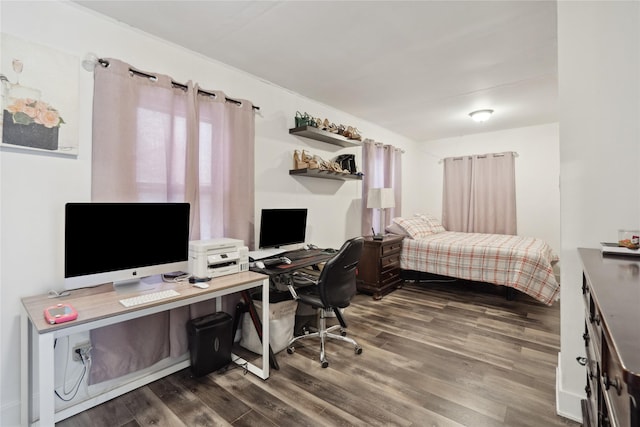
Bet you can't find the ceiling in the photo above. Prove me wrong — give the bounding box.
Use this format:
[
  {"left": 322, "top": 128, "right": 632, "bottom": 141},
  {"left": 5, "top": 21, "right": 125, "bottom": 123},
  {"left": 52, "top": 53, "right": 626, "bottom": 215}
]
[{"left": 73, "top": 1, "right": 558, "bottom": 142}]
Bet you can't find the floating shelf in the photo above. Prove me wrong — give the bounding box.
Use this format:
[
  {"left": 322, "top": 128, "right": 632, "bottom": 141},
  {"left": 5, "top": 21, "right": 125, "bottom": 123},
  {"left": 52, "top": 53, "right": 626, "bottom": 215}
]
[
  {"left": 289, "top": 126, "right": 363, "bottom": 148},
  {"left": 289, "top": 168, "right": 363, "bottom": 181}
]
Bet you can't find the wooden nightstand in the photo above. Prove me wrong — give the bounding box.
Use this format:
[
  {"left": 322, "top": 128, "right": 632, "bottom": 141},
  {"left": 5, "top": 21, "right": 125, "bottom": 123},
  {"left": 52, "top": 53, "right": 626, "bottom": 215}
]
[{"left": 356, "top": 235, "right": 404, "bottom": 299}]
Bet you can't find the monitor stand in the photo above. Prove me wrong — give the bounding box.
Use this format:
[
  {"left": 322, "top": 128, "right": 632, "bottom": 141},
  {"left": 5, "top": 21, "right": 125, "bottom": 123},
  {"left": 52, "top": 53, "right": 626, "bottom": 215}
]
[{"left": 113, "top": 276, "right": 159, "bottom": 294}]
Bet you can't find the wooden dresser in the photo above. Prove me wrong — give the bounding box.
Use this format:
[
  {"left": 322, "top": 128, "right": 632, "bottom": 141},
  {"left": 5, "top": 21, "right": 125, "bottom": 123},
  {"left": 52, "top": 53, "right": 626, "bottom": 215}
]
[
  {"left": 356, "top": 235, "right": 403, "bottom": 299},
  {"left": 578, "top": 248, "right": 640, "bottom": 427}
]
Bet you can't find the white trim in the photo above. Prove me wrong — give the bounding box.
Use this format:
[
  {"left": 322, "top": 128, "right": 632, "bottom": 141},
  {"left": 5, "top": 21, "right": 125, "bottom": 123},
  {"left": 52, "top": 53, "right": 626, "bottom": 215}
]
[{"left": 555, "top": 352, "right": 583, "bottom": 423}]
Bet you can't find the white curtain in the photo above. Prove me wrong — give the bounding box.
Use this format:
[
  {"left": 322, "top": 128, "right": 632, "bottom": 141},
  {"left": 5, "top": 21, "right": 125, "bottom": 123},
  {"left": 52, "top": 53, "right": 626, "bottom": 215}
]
[
  {"left": 442, "top": 152, "right": 516, "bottom": 234},
  {"left": 89, "top": 58, "right": 255, "bottom": 383},
  {"left": 361, "top": 139, "right": 402, "bottom": 235}
]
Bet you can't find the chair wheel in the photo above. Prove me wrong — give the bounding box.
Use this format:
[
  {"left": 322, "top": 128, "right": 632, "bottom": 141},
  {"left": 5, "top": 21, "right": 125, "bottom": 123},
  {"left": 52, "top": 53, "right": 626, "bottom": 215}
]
[
  {"left": 321, "top": 360, "right": 329, "bottom": 368},
  {"left": 287, "top": 347, "right": 295, "bottom": 354},
  {"left": 355, "top": 346, "right": 362, "bottom": 355}
]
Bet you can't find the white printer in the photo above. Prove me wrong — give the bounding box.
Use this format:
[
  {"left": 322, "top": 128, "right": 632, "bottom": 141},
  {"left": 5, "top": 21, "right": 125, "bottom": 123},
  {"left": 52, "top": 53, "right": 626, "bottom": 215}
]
[{"left": 189, "top": 238, "right": 249, "bottom": 280}]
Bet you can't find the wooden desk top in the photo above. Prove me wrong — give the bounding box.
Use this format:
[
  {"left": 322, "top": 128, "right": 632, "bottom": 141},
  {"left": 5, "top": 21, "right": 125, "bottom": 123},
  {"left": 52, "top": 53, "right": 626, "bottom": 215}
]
[{"left": 22, "top": 271, "right": 268, "bottom": 334}]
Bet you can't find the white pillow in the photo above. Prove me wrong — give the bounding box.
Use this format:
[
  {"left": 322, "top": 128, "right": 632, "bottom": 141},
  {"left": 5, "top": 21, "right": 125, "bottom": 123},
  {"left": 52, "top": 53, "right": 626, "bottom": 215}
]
[
  {"left": 392, "top": 217, "right": 433, "bottom": 239},
  {"left": 385, "top": 222, "right": 409, "bottom": 236}
]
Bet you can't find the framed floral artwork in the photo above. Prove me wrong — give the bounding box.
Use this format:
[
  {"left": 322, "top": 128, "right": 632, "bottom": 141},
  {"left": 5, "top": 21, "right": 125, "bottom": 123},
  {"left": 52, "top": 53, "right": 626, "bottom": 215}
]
[{"left": 0, "top": 33, "right": 79, "bottom": 156}]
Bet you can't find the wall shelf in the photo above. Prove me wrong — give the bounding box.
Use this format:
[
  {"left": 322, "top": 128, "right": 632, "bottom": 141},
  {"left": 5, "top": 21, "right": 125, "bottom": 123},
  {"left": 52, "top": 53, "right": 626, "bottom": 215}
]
[
  {"left": 289, "top": 168, "right": 363, "bottom": 181},
  {"left": 289, "top": 125, "right": 363, "bottom": 148}
]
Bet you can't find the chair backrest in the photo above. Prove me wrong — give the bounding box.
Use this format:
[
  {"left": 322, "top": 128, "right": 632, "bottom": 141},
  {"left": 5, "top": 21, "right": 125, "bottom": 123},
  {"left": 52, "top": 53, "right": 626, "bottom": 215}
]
[{"left": 316, "top": 237, "right": 364, "bottom": 308}]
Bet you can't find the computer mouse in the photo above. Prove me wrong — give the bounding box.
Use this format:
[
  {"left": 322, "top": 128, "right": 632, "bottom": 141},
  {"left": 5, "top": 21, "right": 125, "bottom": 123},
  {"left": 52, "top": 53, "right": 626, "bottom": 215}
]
[
  {"left": 255, "top": 261, "right": 265, "bottom": 269},
  {"left": 192, "top": 282, "right": 209, "bottom": 289},
  {"left": 280, "top": 257, "right": 292, "bottom": 264}
]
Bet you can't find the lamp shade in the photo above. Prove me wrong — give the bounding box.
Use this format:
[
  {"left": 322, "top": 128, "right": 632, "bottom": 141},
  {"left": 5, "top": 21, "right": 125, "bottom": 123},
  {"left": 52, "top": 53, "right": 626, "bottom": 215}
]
[{"left": 367, "top": 188, "right": 395, "bottom": 209}]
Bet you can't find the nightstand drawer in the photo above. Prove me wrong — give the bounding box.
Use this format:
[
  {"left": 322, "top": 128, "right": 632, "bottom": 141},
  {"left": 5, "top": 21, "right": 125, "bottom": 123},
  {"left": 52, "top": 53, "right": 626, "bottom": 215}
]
[
  {"left": 381, "top": 241, "right": 402, "bottom": 256},
  {"left": 380, "top": 267, "right": 401, "bottom": 286},
  {"left": 381, "top": 253, "right": 400, "bottom": 271}
]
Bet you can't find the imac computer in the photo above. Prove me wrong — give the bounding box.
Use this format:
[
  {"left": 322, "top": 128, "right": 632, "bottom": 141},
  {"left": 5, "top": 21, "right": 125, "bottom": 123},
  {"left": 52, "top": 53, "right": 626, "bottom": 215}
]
[
  {"left": 258, "top": 208, "right": 307, "bottom": 249},
  {"left": 64, "top": 202, "right": 190, "bottom": 292}
]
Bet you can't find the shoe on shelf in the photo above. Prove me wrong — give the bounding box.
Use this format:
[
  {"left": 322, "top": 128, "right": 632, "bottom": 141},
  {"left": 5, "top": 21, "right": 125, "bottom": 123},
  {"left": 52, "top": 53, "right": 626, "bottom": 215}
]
[
  {"left": 303, "top": 150, "right": 320, "bottom": 169},
  {"left": 326, "top": 122, "right": 339, "bottom": 133},
  {"left": 312, "top": 155, "right": 331, "bottom": 171},
  {"left": 343, "top": 126, "right": 354, "bottom": 139},
  {"left": 295, "top": 111, "right": 312, "bottom": 127},
  {"left": 310, "top": 117, "right": 323, "bottom": 128},
  {"left": 293, "top": 150, "right": 308, "bottom": 169},
  {"left": 331, "top": 162, "right": 348, "bottom": 173},
  {"left": 350, "top": 127, "right": 362, "bottom": 141}
]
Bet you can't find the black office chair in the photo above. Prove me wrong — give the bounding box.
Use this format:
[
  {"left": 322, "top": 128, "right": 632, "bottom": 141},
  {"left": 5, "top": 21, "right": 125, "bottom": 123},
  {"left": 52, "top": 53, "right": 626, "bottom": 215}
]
[{"left": 286, "top": 237, "right": 364, "bottom": 368}]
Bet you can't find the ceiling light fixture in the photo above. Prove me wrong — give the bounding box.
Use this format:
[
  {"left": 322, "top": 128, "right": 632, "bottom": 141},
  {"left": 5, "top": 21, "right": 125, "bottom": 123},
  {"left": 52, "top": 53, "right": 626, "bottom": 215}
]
[{"left": 469, "top": 109, "right": 494, "bottom": 123}]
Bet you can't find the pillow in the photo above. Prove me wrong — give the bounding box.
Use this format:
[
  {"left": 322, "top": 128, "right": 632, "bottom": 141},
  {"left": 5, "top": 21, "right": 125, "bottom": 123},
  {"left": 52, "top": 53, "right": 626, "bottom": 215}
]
[
  {"left": 385, "top": 222, "right": 409, "bottom": 236},
  {"left": 415, "top": 213, "right": 446, "bottom": 233},
  {"left": 391, "top": 217, "right": 433, "bottom": 239}
]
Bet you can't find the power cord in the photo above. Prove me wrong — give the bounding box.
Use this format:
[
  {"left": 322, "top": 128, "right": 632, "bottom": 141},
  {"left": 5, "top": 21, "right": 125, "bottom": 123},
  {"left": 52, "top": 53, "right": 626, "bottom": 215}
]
[
  {"left": 55, "top": 340, "right": 91, "bottom": 402},
  {"left": 48, "top": 289, "right": 71, "bottom": 298}
]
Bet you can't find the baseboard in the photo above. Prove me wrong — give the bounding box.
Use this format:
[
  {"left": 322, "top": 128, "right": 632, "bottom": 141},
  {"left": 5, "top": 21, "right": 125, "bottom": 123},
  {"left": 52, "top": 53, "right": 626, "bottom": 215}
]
[
  {"left": 1, "top": 398, "right": 21, "bottom": 427},
  {"left": 556, "top": 353, "right": 583, "bottom": 422}
]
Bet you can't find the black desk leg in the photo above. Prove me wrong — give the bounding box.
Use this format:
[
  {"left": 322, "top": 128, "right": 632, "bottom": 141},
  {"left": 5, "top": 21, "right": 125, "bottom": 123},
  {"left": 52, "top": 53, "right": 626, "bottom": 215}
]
[{"left": 241, "top": 290, "right": 279, "bottom": 370}]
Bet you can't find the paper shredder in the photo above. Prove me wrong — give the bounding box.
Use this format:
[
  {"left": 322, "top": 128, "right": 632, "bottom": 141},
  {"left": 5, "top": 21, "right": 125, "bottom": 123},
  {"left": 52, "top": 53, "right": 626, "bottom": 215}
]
[{"left": 187, "top": 312, "right": 232, "bottom": 377}]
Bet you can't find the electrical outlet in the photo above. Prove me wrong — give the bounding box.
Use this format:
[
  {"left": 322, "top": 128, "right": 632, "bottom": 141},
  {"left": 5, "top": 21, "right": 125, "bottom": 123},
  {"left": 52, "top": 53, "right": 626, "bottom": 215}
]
[{"left": 72, "top": 342, "right": 91, "bottom": 362}]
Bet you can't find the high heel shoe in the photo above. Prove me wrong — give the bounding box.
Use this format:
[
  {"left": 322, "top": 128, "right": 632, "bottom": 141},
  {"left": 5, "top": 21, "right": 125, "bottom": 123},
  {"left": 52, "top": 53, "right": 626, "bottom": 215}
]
[
  {"left": 303, "top": 150, "right": 320, "bottom": 169},
  {"left": 312, "top": 155, "right": 331, "bottom": 171},
  {"left": 349, "top": 127, "right": 362, "bottom": 141},
  {"left": 337, "top": 124, "right": 346, "bottom": 136},
  {"left": 295, "top": 111, "right": 312, "bottom": 127},
  {"left": 326, "top": 122, "right": 339, "bottom": 133},
  {"left": 293, "top": 150, "right": 308, "bottom": 169}
]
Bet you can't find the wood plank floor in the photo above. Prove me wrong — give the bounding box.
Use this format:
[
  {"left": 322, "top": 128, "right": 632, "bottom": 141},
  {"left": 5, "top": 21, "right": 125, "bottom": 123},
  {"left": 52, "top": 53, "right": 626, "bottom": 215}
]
[{"left": 57, "top": 280, "right": 580, "bottom": 427}]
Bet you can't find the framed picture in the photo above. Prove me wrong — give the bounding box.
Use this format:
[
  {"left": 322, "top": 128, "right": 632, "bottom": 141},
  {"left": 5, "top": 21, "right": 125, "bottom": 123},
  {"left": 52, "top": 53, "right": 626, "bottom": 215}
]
[{"left": 1, "top": 33, "right": 79, "bottom": 157}]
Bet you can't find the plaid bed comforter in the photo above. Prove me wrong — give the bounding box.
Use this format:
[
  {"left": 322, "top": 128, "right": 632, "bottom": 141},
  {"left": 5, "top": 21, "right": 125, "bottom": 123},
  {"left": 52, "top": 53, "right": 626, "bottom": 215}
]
[{"left": 400, "top": 231, "right": 560, "bottom": 305}]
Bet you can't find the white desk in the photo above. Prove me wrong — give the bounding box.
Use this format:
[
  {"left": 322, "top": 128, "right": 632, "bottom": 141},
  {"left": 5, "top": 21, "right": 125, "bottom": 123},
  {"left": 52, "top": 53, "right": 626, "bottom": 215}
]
[{"left": 21, "top": 271, "right": 270, "bottom": 426}]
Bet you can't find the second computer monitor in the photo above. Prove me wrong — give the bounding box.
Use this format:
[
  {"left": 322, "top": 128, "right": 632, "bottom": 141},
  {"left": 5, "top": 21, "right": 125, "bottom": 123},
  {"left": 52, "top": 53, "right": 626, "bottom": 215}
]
[{"left": 258, "top": 208, "right": 307, "bottom": 249}]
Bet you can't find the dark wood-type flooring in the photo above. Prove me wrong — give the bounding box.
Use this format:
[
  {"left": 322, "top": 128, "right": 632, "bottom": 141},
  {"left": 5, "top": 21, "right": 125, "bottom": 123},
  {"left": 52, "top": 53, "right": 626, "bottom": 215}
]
[{"left": 58, "top": 280, "right": 580, "bottom": 427}]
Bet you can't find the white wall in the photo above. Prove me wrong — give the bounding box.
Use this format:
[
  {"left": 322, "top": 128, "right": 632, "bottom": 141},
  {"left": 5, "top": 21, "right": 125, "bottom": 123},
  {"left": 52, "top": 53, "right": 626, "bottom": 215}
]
[
  {"left": 417, "top": 123, "right": 561, "bottom": 254},
  {"left": 0, "top": 2, "right": 419, "bottom": 424},
  {"left": 556, "top": 1, "right": 640, "bottom": 420}
]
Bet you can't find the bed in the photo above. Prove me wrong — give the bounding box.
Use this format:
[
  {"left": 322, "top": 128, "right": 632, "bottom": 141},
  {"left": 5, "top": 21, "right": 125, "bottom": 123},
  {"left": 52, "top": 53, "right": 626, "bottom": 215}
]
[{"left": 388, "top": 215, "right": 560, "bottom": 306}]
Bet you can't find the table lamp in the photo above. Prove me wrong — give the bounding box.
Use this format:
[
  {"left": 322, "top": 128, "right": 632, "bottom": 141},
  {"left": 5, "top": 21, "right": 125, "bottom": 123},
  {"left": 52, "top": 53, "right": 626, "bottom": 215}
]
[{"left": 367, "top": 187, "right": 395, "bottom": 240}]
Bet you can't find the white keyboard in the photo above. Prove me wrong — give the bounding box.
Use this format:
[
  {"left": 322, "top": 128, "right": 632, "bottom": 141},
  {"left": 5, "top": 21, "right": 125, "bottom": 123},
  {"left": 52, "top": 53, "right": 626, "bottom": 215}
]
[{"left": 119, "top": 289, "right": 180, "bottom": 307}]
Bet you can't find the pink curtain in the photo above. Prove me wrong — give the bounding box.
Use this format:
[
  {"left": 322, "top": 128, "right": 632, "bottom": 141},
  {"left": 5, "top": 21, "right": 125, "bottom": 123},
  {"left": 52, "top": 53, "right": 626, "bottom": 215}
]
[
  {"left": 361, "top": 139, "right": 402, "bottom": 235},
  {"left": 442, "top": 152, "right": 516, "bottom": 234},
  {"left": 89, "top": 59, "right": 255, "bottom": 383}
]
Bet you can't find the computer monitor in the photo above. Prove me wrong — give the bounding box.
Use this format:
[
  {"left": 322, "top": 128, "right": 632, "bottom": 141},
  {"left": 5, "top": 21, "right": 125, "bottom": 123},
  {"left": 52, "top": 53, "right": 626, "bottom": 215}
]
[
  {"left": 258, "top": 208, "right": 307, "bottom": 249},
  {"left": 64, "top": 202, "right": 190, "bottom": 291}
]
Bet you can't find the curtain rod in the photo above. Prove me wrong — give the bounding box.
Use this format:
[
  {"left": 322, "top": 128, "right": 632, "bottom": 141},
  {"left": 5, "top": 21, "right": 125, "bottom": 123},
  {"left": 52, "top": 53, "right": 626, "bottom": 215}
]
[
  {"left": 438, "top": 151, "right": 519, "bottom": 164},
  {"left": 97, "top": 58, "right": 260, "bottom": 111}
]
